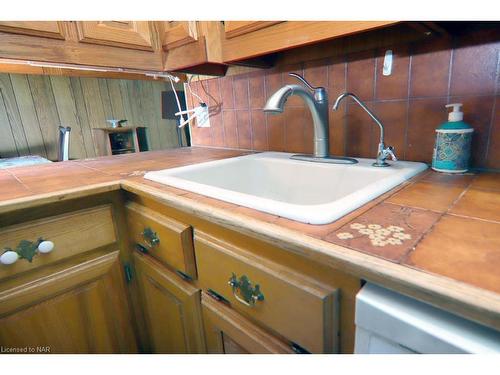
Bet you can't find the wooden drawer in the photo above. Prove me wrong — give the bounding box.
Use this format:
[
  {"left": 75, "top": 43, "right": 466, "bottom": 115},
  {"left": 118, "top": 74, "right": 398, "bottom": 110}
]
[
  {"left": 0, "top": 205, "right": 116, "bottom": 280},
  {"left": 125, "top": 202, "right": 196, "bottom": 279},
  {"left": 194, "top": 230, "right": 339, "bottom": 353},
  {"left": 202, "top": 292, "right": 294, "bottom": 354}
]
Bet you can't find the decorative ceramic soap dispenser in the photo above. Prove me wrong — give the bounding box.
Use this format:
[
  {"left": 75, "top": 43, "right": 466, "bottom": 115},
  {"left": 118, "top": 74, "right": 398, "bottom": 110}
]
[{"left": 432, "top": 103, "right": 473, "bottom": 173}]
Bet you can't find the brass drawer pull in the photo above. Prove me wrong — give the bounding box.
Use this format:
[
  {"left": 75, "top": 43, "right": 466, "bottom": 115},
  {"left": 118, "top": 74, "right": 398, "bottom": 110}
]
[
  {"left": 1, "top": 238, "right": 54, "bottom": 266},
  {"left": 142, "top": 227, "right": 160, "bottom": 248},
  {"left": 228, "top": 273, "right": 264, "bottom": 307}
]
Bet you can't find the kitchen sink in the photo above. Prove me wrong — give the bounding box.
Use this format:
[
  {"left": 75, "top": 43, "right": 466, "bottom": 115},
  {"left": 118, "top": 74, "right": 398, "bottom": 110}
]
[{"left": 144, "top": 152, "right": 427, "bottom": 224}]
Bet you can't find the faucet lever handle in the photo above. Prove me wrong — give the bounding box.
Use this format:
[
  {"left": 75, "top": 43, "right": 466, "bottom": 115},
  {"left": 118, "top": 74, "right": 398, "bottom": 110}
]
[
  {"left": 288, "top": 73, "right": 321, "bottom": 92},
  {"left": 384, "top": 146, "right": 398, "bottom": 161}
]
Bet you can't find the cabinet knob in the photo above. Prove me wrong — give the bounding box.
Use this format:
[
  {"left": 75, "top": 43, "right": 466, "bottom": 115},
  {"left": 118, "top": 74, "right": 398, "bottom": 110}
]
[
  {"left": 0, "top": 251, "right": 19, "bottom": 265},
  {"left": 38, "top": 240, "right": 55, "bottom": 254},
  {"left": 1, "top": 238, "right": 54, "bottom": 265},
  {"left": 141, "top": 227, "right": 160, "bottom": 248},
  {"left": 228, "top": 273, "right": 264, "bottom": 307}
]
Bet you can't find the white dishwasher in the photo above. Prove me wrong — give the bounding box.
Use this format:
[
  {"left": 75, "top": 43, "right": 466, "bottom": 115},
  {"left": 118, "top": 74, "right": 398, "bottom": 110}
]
[{"left": 354, "top": 283, "right": 500, "bottom": 354}]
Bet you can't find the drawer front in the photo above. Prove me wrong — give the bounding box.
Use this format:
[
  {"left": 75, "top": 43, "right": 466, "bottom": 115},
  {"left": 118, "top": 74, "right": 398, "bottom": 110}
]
[
  {"left": 202, "top": 292, "right": 294, "bottom": 354},
  {"left": 194, "top": 230, "right": 339, "bottom": 353},
  {"left": 125, "top": 202, "right": 196, "bottom": 278},
  {"left": 0, "top": 205, "right": 116, "bottom": 280}
]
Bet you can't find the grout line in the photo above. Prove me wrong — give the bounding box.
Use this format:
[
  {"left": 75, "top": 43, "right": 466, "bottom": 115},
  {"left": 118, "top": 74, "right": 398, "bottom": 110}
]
[
  {"left": 229, "top": 76, "right": 239, "bottom": 149},
  {"left": 399, "top": 173, "right": 475, "bottom": 264},
  {"left": 446, "top": 37, "right": 455, "bottom": 98},
  {"left": 343, "top": 59, "right": 348, "bottom": 155},
  {"left": 483, "top": 51, "right": 500, "bottom": 167},
  {"left": 216, "top": 78, "right": 227, "bottom": 148},
  {"left": 244, "top": 75, "right": 253, "bottom": 151},
  {"left": 404, "top": 51, "right": 413, "bottom": 161},
  {"left": 4, "top": 167, "right": 33, "bottom": 192},
  {"left": 262, "top": 73, "right": 270, "bottom": 151}
]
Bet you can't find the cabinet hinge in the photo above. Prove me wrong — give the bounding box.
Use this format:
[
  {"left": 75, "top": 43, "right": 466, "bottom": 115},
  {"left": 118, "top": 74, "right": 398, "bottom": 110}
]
[
  {"left": 176, "top": 270, "right": 193, "bottom": 282},
  {"left": 206, "top": 288, "right": 230, "bottom": 304},
  {"left": 135, "top": 243, "right": 148, "bottom": 254},
  {"left": 124, "top": 263, "right": 134, "bottom": 283},
  {"left": 290, "top": 342, "right": 310, "bottom": 354}
]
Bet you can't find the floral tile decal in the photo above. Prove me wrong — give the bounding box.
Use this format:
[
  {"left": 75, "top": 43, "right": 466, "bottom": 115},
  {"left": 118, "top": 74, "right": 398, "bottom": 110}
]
[
  {"left": 337, "top": 223, "right": 412, "bottom": 247},
  {"left": 326, "top": 203, "right": 441, "bottom": 263}
]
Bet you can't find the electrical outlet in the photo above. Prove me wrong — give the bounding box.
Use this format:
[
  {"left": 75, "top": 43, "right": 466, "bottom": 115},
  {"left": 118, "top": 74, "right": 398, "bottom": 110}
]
[
  {"left": 383, "top": 50, "right": 393, "bottom": 76},
  {"left": 195, "top": 105, "right": 210, "bottom": 128}
]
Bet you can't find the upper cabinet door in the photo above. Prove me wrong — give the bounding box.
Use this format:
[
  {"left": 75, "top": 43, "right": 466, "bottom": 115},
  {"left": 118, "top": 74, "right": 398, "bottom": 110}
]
[
  {"left": 75, "top": 21, "right": 154, "bottom": 51},
  {"left": 159, "top": 21, "right": 199, "bottom": 50},
  {"left": 223, "top": 21, "right": 282, "bottom": 39},
  {"left": 0, "top": 21, "right": 66, "bottom": 39}
]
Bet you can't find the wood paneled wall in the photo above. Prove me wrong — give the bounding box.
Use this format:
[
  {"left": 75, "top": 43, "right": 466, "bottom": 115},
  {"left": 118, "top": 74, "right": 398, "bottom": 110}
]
[{"left": 0, "top": 74, "right": 182, "bottom": 160}]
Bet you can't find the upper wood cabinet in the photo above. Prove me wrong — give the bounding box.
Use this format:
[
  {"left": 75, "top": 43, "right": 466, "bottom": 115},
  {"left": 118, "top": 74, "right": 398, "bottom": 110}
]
[
  {"left": 159, "top": 21, "right": 199, "bottom": 50},
  {"left": 221, "top": 21, "right": 399, "bottom": 62},
  {"left": 0, "top": 21, "right": 163, "bottom": 71},
  {"left": 75, "top": 21, "right": 155, "bottom": 51},
  {"left": 0, "top": 21, "right": 66, "bottom": 39},
  {"left": 159, "top": 21, "right": 226, "bottom": 75}
]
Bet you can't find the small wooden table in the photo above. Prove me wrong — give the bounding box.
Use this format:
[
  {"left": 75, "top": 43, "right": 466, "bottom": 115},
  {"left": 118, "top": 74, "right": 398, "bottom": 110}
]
[{"left": 93, "top": 126, "right": 147, "bottom": 156}]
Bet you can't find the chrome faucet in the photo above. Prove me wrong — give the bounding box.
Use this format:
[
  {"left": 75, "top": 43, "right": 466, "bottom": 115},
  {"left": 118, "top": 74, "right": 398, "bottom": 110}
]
[
  {"left": 332, "top": 92, "right": 397, "bottom": 167},
  {"left": 263, "top": 73, "right": 356, "bottom": 164}
]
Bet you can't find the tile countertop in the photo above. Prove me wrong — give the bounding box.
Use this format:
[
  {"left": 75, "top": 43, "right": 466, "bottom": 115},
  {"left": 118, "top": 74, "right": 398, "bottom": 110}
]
[{"left": 1, "top": 147, "right": 499, "bottom": 329}]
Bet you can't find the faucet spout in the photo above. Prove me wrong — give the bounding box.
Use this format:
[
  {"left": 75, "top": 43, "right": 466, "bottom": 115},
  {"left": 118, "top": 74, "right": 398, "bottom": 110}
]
[
  {"left": 264, "top": 83, "right": 329, "bottom": 158},
  {"left": 333, "top": 92, "right": 397, "bottom": 167}
]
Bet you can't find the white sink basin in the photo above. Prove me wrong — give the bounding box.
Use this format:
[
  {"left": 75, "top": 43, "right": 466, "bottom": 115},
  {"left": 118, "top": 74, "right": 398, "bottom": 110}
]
[{"left": 144, "top": 152, "right": 427, "bottom": 224}]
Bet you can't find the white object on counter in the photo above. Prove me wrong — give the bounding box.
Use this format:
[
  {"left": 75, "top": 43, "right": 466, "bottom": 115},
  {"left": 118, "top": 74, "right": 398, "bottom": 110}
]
[{"left": 355, "top": 283, "right": 500, "bottom": 354}]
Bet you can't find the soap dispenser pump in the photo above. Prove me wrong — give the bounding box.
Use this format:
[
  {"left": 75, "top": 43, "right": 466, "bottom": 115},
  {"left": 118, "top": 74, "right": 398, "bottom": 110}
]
[{"left": 432, "top": 103, "right": 473, "bottom": 173}]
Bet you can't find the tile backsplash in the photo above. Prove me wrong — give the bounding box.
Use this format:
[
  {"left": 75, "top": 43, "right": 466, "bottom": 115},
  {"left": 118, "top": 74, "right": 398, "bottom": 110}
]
[{"left": 188, "top": 29, "right": 500, "bottom": 169}]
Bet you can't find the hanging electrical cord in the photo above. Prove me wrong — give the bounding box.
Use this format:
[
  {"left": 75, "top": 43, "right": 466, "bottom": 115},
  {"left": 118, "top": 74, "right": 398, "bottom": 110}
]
[
  {"left": 186, "top": 75, "right": 205, "bottom": 104},
  {"left": 168, "top": 76, "right": 186, "bottom": 125}
]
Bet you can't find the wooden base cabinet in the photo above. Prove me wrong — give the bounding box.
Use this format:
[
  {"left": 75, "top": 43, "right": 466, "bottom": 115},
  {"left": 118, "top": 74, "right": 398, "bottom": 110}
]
[
  {"left": 133, "top": 252, "right": 205, "bottom": 353},
  {"left": 202, "top": 292, "right": 294, "bottom": 354},
  {"left": 0, "top": 251, "right": 137, "bottom": 353},
  {"left": 195, "top": 230, "right": 340, "bottom": 354}
]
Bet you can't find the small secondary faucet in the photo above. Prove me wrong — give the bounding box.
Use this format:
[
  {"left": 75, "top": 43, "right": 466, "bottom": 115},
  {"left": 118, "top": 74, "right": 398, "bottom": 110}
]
[
  {"left": 263, "top": 73, "right": 357, "bottom": 164},
  {"left": 332, "top": 92, "right": 397, "bottom": 167}
]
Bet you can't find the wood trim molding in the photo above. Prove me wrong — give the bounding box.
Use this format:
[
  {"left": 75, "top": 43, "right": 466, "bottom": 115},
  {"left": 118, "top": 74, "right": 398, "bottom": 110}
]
[
  {"left": 224, "top": 21, "right": 283, "bottom": 39},
  {"left": 222, "top": 21, "right": 398, "bottom": 62}
]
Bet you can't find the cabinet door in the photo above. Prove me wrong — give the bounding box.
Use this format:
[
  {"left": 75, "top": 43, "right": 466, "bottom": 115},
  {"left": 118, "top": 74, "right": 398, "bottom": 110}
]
[
  {"left": 159, "top": 21, "right": 199, "bottom": 50},
  {"left": 202, "top": 292, "right": 294, "bottom": 354},
  {"left": 0, "top": 251, "right": 138, "bottom": 353},
  {"left": 0, "top": 21, "right": 65, "bottom": 39},
  {"left": 75, "top": 21, "right": 154, "bottom": 51},
  {"left": 133, "top": 252, "right": 205, "bottom": 353}
]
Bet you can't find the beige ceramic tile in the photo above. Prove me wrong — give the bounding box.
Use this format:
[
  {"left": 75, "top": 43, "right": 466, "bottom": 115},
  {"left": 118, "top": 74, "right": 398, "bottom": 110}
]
[
  {"left": 406, "top": 215, "right": 500, "bottom": 293},
  {"left": 386, "top": 181, "right": 465, "bottom": 212},
  {"left": 450, "top": 188, "right": 500, "bottom": 222}
]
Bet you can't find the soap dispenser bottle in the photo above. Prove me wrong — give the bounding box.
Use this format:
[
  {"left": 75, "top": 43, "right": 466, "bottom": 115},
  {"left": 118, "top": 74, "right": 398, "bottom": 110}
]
[{"left": 432, "top": 103, "right": 473, "bottom": 173}]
